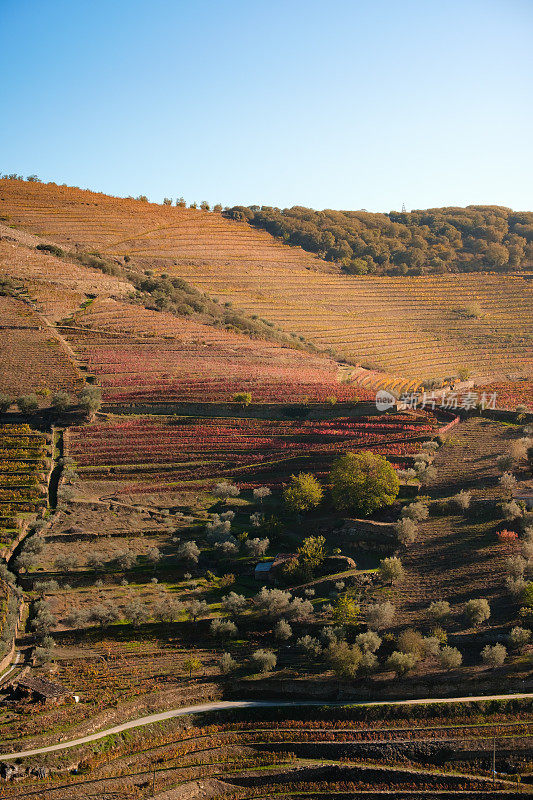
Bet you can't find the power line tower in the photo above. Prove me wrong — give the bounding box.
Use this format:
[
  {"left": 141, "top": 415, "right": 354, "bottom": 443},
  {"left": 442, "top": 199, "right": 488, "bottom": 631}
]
[{"left": 401, "top": 202, "right": 407, "bottom": 213}]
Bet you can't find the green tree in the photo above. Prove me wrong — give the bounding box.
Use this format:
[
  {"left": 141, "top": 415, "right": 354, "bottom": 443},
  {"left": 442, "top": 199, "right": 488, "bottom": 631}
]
[
  {"left": 326, "top": 640, "right": 362, "bottom": 678},
  {"left": 51, "top": 391, "right": 72, "bottom": 411},
  {"left": 330, "top": 452, "right": 399, "bottom": 515},
  {"left": 283, "top": 473, "right": 323, "bottom": 514},
  {"left": 297, "top": 535, "right": 326, "bottom": 576},
  {"left": 183, "top": 656, "right": 202, "bottom": 677},
  {"left": 232, "top": 391, "right": 252, "bottom": 407},
  {"left": 332, "top": 592, "right": 360, "bottom": 625},
  {"left": 78, "top": 385, "right": 102, "bottom": 416},
  {"left": 0, "top": 394, "right": 12, "bottom": 413},
  {"left": 379, "top": 556, "right": 405, "bottom": 584},
  {"left": 386, "top": 650, "right": 417, "bottom": 676},
  {"left": 16, "top": 394, "right": 39, "bottom": 414}
]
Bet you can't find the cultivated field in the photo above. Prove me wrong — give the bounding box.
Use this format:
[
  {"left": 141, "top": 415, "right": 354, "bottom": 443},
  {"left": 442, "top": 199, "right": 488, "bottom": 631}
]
[
  {"left": 0, "top": 179, "right": 532, "bottom": 798},
  {"left": 61, "top": 297, "right": 375, "bottom": 405},
  {"left": 0, "top": 295, "right": 84, "bottom": 398},
  {"left": 1, "top": 180, "right": 532, "bottom": 382}
]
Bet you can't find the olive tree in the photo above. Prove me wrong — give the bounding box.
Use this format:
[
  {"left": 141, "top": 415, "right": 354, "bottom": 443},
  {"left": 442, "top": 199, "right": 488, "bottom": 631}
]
[
  {"left": 330, "top": 452, "right": 399, "bottom": 515},
  {"left": 464, "top": 598, "right": 490, "bottom": 627},
  {"left": 379, "top": 556, "right": 405, "bottom": 584},
  {"left": 386, "top": 650, "right": 417, "bottom": 676},
  {"left": 366, "top": 601, "right": 396, "bottom": 630},
  {"left": 251, "top": 649, "right": 277, "bottom": 674},
  {"left": 438, "top": 646, "right": 463, "bottom": 670},
  {"left": 481, "top": 643, "right": 507, "bottom": 667}
]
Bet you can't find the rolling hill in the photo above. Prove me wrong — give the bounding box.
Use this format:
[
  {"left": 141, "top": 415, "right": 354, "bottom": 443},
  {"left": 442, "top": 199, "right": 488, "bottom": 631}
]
[{"left": 1, "top": 178, "right": 531, "bottom": 383}]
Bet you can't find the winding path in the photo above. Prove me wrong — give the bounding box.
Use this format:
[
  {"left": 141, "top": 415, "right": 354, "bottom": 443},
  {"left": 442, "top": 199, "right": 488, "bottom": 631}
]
[{"left": 2, "top": 692, "right": 533, "bottom": 761}]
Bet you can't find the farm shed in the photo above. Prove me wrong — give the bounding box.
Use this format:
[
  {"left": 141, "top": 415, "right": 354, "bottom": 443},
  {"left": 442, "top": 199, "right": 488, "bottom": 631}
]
[
  {"left": 254, "top": 561, "right": 273, "bottom": 581},
  {"left": 10, "top": 674, "right": 71, "bottom": 705}
]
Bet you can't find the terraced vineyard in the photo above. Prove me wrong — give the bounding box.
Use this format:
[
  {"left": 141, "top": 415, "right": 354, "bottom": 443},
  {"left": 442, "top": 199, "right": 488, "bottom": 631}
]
[
  {"left": 0, "top": 424, "right": 48, "bottom": 552},
  {"left": 0, "top": 179, "right": 325, "bottom": 269},
  {"left": 1, "top": 705, "right": 530, "bottom": 799},
  {"left": 175, "top": 266, "right": 533, "bottom": 381},
  {"left": 1, "top": 179, "right": 531, "bottom": 382},
  {"left": 61, "top": 297, "right": 376, "bottom": 405},
  {"left": 0, "top": 295, "right": 83, "bottom": 398},
  {"left": 67, "top": 412, "right": 438, "bottom": 491},
  {"left": 0, "top": 234, "right": 132, "bottom": 322}
]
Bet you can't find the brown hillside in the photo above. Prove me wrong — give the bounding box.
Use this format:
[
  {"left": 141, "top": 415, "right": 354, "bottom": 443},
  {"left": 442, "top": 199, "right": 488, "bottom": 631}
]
[
  {"left": 0, "top": 232, "right": 132, "bottom": 321},
  {"left": 1, "top": 179, "right": 532, "bottom": 382},
  {"left": 0, "top": 179, "right": 331, "bottom": 269}
]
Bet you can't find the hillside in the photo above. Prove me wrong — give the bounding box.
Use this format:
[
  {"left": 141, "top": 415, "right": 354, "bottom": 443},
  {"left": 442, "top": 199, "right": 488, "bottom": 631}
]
[
  {"left": 1, "top": 179, "right": 531, "bottom": 383},
  {"left": 0, "top": 178, "right": 532, "bottom": 798},
  {"left": 0, "top": 179, "right": 330, "bottom": 271},
  {"left": 227, "top": 204, "right": 533, "bottom": 275}
]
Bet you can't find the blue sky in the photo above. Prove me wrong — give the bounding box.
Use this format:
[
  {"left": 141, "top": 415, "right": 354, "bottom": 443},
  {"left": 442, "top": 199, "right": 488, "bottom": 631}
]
[{"left": 1, "top": 0, "right": 532, "bottom": 211}]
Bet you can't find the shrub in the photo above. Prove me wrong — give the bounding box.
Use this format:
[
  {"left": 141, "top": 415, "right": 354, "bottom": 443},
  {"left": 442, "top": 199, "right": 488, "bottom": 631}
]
[
  {"left": 497, "top": 454, "right": 514, "bottom": 472},
  {"left": 386, "top": 650, "right": 417, "bottom": 676},
  {"left": 210, "top": 618, "right": 238, "bottom": 638},
  {"left": 114, "top": 549, "right": 136, "bottom": 570},
  {"left": 506, "top": 555, "right": 526, "bottom": 579},
  {"left": 245, "top": 537, "right": 269, "bottom": 558},
  {"left": 124, "top": 600, "right": 149, "bottom": 627},
  {"left": 379, "top": 556, "right": 405, "bottom": 584},
  {"left": 222, "top": 592, "right": 247, "bottom": 615},
  {"left": 214, "top": 481, "right": 240, "bottom": 500},
  {"left": 422, "top": 636, "right": 441, "bottom": 657},
  {"left": 186, "top": 599, "right": 209, "bottom": 622},
  {"left": 178, "top": 540, "right": 200, "bottom": 565},
  {"left": 360, "top": 650, "right": 379, "bottom": 673},
  {"left": 395, "top": 517, "right": 417, "bottom": 546},
  {"left": 481, "top": 643, "right": 507, "bottom": 667},
  {"left": 366, "top": 600, "right": 396, "bottom": 630},
  {"left": 330, "top": 452, "right": 399, "bottom": 515},
  {"left": 506, "top": 575, "right": 527, "bottom": 596},
  {"left": 464, "top": 598, "right": 491, "bottom": 627},
  {"left": 233, "top": 391, "right": 252, "bottom": 407},
  {"left": 401, "top": 501, "right": 429, "bottom": 521},
  {"left": 451, "top": 490, "right": 472, "bottom": 512},
  {"left": 508, "top": 626, "right": 531, "bottom": 651},
  {"left": 283, "top": 473, "right": 323, "bottom": 514},
  {"left": 253, "top": 486, "right": 271, "bottom": 504},
  {"left": 296, "top": 635, "right": 322, "bottom": 657},
  {"left": 427, "top": 600, "right": 451, "bottom": 623},
  {"left": 297, "top": 535, "right": 327, "bottom": 575},
  {"left": 183, "top": 656, "right": 202, "bottom": 677},
  {"left": 438, "top": 646, "right": 463, "bottom": 670},
  {"left": 501, "top": 500, "right": 523, "bottom": 521},
  {"left": 251, "top": 649, "right": 277, "bottom": 674},
  {"left": 215, "top": 540, "right": 238, "bottom": 558},
  {"left": 78, "top": 386, "right": 102, "bottom": 415},
  {"left": 16, "top": 394, "right": 39, "bottom": 414},
  {"left": 396, "top": 628, "right": 425, "bottom": 658},
  {"left": 326, "top": 640, "right": 363, "bottom": 678},
  {"left": 220, "top": 652, "right": 237, "bottom": 674},
  {"left": 51, "top": 391, "right": 72, "bottom": 411},
  {"left": 356, "top": 630, "right": 381, "bottom": 653},
  {"left": 499, "top": 472, "right": 517, "bottom": 493},
  {"left": 36, "top": 243, "right": 64, "bottom": 258},
  {"left": 54, "top": 554, "right": 77, "bottom": 571},
  {"left": 274, "top": 619, "right": 292, "bottom": 640},
  {"left": 332, "top": 592, "right": 360, "bottom": 625}
]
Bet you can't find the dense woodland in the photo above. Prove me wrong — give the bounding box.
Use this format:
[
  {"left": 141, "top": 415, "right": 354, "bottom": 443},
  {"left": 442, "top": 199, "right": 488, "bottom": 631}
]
[{"left": 226, "top": 204, "right": 533, "bottom": 275}]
